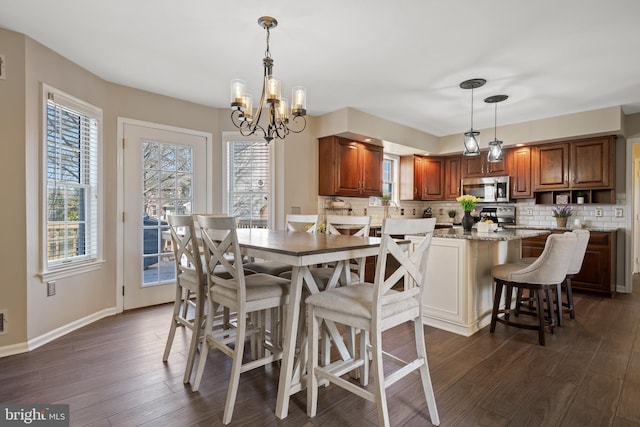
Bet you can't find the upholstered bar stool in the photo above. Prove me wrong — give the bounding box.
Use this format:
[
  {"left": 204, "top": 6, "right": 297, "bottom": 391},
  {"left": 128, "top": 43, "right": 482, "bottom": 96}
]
[
  {"left": 516, "top": 229, "right": 590, "bottom": 325},
  {"left": 490, "top": 233, "right": 577, "bottom": 346}
]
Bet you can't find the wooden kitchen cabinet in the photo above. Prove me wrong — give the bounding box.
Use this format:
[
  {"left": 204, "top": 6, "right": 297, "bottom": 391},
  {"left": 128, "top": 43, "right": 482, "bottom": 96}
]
[
  {"left": 532, "top": 136, "right": 616, "bottom": 204},
  {"left": 318, "top": 136, "right": 383, "bottom": 197},
  {"left": 400, "top": 155, "right": 445, "bottom": 200},
  {"left": 521, "top": 230, "right": 616, "bottom": 296},
  {"left": 507, "top": 146, "right": 532, "bottom": 199},
  {"left": 445, "top": 156, "right": 462, "bottom": 200},
  {"left": 461, "top": 150, "right": 508, "bottom": 178}
]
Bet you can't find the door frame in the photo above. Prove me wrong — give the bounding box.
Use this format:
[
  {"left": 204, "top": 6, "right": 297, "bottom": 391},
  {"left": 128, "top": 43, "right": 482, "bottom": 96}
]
[{"left": 116, "top": 117, "right": 213, "bottom": 313}]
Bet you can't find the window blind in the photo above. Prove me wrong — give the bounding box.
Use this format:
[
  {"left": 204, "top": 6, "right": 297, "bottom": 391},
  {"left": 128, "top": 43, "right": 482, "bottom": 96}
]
[
  {"left": 227, "top": 141, "right": 270, "bottom": 228},
  {"left": 46, "top": 90, "right": 100, "bottom": 268}
]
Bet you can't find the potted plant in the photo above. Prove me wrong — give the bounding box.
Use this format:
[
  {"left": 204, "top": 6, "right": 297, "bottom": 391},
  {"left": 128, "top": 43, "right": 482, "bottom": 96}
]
[
  {"left": 447, "top": 209, "right": 457, "bottom": 223},
  {"left": 456, "top": 195, "right": 480, "bottom": 231},
  {"left": 576, "top": 191, "right": 586, "bottom": 204},
  {"left": 551, "top": 205, "right": 573, "bottom": 228}
]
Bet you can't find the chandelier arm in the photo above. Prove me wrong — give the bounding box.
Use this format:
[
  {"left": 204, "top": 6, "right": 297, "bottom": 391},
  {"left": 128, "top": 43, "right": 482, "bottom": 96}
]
[{"left": 288, "top": 115, "right": 307, "bottom": 134}]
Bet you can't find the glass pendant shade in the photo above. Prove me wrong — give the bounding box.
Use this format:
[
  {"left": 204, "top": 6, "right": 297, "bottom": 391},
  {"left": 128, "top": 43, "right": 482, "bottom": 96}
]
[
  {"left": 460, "top": 78, "right": 486, "bottom": 157},
  {"left": 463, "top": 131, "right": 480, "bottom": 156},
  {"left": 487, "top": 139, "right": 503, "bottom": 162},
  {"left": 292, "top": 86, "right": 307, "bottom": 115},
  {"left": 230, "top": 79, "right": 246, "bottom": 109}
]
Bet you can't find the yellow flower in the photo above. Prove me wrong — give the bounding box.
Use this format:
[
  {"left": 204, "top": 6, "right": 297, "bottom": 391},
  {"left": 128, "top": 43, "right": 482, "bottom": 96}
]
[{"left": 456, "top": 194, "right": 481, "bottom": 212}]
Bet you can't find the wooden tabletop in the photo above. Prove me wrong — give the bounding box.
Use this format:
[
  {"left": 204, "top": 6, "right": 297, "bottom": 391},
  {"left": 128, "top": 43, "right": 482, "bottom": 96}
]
[{"left": 236, "top": 228, "right": 382, "bottom": 256}]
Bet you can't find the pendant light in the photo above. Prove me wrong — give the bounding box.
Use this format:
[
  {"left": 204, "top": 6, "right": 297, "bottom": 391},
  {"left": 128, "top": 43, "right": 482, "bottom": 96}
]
[
  {"left": 460, "top": 78, "right": 486, "bottom": 156},
  {"left": 484, "top": 94, "right": 508, "bottom": 162}
]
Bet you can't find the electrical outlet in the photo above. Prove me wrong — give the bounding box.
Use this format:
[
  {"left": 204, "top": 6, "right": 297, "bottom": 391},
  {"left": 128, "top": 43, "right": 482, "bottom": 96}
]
[
  {"left": 412, "top": 208, "right": 416, "bottom": 215},
  {"left": 439, "top": 208, "right": 443, "bottom": 215},
  {"left": 595, "top": 208, "right": 603, "bottom": 217},
  {"left": 400, "top": 208, "right": 405, "bottom": 215},
  {"left": 47, "top": 281, "right": 56, "bottom": 297},
  {"left": 0, "top": 309, "right": 6, "bottom": 335},
  {"left": 615, "top": 208, "right": 623, "bottom": 218},
  {"left": 527, "top": 208, "right": 533, "bottom": 216}
]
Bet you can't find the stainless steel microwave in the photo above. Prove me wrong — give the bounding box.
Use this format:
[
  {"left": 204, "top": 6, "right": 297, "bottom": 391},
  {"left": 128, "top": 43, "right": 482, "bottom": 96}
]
[{"left": 461, "top": 176, "right": 510, "bottom": 202}]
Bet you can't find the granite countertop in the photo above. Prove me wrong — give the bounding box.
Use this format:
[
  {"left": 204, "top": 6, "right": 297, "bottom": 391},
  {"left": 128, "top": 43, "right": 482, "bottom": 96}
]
[
  {"left": 432, "top": 227, "right": 550, "bottom": 241},
  {"left": 503, "top": 225, "right": 620, "bottom": 232}
]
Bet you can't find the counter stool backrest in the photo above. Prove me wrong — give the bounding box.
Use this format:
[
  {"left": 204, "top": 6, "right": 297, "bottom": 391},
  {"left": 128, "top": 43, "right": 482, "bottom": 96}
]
[
  {"left": 168, "top": 215, "right": 204, "bottom": 283},
  {"left": 568, "top": 229, "right": 590, "bottom": 275},
  {"left": 510, "top": 233, "right": 578, "bottom": 285},
  {"left": 326, "top": 215, "right": 371, "bottom": 237}
]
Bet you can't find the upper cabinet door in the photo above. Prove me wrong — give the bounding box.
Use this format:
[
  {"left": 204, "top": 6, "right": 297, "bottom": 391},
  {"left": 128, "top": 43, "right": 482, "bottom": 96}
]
[
  {"left": 570, "top": 136, "right": 615, "bottom": 189},
  {"left": 508, "top": 146, "right": 532, "bottom": 198},
  {"left": 533, "top": 143, "right": 570, "bottom": 190},
  {"left": 318, "top": 136, "right": 383, "bottom": 197},
  {"left": 445, "top": 156, "right": 461, "bottom": 200},
  {"left": 423, "top": 157, "right": 445, "bottom": 200},
  {"left": 360, "top": 143, "right": 383, "bottom": 196}
]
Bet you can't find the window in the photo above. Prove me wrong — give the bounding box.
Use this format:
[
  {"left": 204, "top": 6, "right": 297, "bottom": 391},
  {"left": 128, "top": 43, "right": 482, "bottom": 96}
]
[
  {"left": 383, "top": 154, "right": 399, "bottom": 203},
  {"left": 42, "top": 85, "right": 102, "bottom": 279},
  {"left": 226, "top": 139, "right": 271, "bottom": 229}
]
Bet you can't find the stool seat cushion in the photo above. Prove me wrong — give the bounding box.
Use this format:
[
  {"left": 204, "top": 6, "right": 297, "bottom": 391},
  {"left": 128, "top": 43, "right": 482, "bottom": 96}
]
[
  {"left": 212, "top": 273, "right": 290, "bottom": 302},
  {"left": 305, "top": 283, "right": 419, "bottom": 321}
]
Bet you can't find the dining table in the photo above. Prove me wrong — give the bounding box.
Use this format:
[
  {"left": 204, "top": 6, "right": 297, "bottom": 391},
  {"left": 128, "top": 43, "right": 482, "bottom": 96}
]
[{"left": 235, "top": 228, "right": 386, "bottom": 419}]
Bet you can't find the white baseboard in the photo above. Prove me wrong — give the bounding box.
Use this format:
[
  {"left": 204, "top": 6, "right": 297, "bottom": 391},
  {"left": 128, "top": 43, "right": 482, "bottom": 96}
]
[{"left": 0, "top": 307, "right": 117, "bottom": 358}]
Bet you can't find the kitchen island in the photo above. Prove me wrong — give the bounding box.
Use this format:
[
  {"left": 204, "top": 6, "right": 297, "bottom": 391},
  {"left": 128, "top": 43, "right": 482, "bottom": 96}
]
[{"left": 413, "top": 228, "right": 549, "bottom": 336}]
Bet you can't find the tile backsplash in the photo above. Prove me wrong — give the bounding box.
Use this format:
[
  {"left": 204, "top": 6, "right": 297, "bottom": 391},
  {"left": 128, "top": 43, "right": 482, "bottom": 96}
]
[{"left": 316, "top": 197, "right": 627, "bottom": 229}]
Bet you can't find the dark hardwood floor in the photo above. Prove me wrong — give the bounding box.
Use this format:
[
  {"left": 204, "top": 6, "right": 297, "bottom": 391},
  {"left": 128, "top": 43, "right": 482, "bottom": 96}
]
[{"left": 2, "top": 289, "right": 640, "bottom": 426}]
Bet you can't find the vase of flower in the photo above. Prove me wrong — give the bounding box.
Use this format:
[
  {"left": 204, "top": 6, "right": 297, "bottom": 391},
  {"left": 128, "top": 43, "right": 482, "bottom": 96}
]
[
  {"left": 551, "top": 205, "right": 573, "bottom": 229},
  {"left": 462, "top": 211, "right": 474, "bottom": 231},
  {"left": 457, "top": 195, "right": 481, "bottom": 232}
]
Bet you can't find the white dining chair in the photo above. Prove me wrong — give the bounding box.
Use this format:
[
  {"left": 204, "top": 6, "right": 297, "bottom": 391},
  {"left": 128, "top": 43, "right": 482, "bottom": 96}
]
[
  {"left": 306, "top": 218, "right": 439, "bottom": 427},
  {"left": 191, "top": 215, "right": 290, "bottom": 425}
]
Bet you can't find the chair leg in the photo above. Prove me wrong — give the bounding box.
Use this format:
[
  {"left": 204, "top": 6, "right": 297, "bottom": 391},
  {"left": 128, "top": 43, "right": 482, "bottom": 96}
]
[
  {"left": 565, "top": 277, "right": 575, "bottom": 319},
  {"left": 534, "top": 289, "right": 546, "bottom": 346},
  {"left": 359, "top": 329, "right": 369, "bottom": 387},
  {"left": 371, "top": 329, "right": 390, "bottom": 427},
  {"left": 163, "top": 283, "right": 184, "bottom": 362},
  {"left": 191, "top": 296, "right": 215, "bottom": 392},
  {"left": 555, "top": 282, "right": 564, "bottom": 327},
  {"left": 414, "top": 317, "right": 439, "bottom": 426},
  {"left": 306, "top": 305, "right": 320, "bottom": 417},
  {"left": 223, "top": 311, "right": 247, "bottom": 425},
  {"left": 504, "top": 285, "right": 514, "bottom": 321},
  {"left": 490, "top": 279, "right": 504, "bottom": 333},
  {"left": 183, "top": 287, "right": 204, "bottom": 384}
]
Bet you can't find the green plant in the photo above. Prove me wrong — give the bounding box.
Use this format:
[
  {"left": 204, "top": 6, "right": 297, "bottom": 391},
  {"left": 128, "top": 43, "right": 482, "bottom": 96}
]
[
  {"left": 456, "top": 195, "right": 480, "bottom": 212},
  {"left": 447, "top": 209, "right": 457, "bottom": 218},
  {"left": 551, "top": 205, "right": 573, "bottom": 218}
]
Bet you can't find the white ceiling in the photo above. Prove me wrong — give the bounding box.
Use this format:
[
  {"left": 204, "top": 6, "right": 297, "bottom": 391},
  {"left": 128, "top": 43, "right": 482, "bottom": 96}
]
[{"left": 2, "top": 0, "right": 640, "bottom": 138}]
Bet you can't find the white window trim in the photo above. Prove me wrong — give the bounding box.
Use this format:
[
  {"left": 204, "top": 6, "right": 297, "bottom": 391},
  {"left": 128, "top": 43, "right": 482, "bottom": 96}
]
[
  {"left": 222, "top": 132, "right": 274, "bottom": 229},
  {"left": 384, "top": 154, "right": 400, "bottom": 205},
  {"left": 39, "top": 84, "right": 105, "bottom": 281}
]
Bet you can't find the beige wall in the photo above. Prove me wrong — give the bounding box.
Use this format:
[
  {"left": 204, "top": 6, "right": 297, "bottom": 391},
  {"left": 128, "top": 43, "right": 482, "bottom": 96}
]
[{"left": 0, "top": 29, "right": 27, "bottom": 347}]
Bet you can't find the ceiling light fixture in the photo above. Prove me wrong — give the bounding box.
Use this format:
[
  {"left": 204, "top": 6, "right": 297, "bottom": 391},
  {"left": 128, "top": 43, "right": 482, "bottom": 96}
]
[
  {"left": 230, "top": 16, "right": 307, "bottom": 143},
  {"left": 484, "top": 94, "right": 508, "bottom": 162},
  {"left": 460, "top": 78, "right": 486, "bottom": 156}
]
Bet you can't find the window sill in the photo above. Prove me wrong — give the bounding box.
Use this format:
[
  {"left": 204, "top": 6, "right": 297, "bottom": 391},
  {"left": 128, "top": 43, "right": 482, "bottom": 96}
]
[{"left": 39, "top": 259, "right": 106, "bottom": 282}]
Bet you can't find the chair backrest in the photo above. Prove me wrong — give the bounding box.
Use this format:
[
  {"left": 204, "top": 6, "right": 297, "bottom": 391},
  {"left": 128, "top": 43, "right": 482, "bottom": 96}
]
[
  {"left": 286, "top": 214, "right": 319, "bottom": 233},
  {"left": 196, "top": 215, "right": 246, "bottom": 296},
  {"left": 510, "top": 233, "right": 578, "bottom": 285},
  {"left": 372, "top": 218, "right": 436, "bottom": 317},
  {"left": 568, "top": 229, "right": 590, "bottom": 275},
  {"left": 325, "top": 215, "right": 371, "bottom": 237},
  {"left": 168, "top": 215, "right": 204, "bottom": 284}
]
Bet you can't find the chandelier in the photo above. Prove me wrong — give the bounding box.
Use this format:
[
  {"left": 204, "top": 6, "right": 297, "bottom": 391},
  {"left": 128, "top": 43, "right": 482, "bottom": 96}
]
[
  {"left": 460, "top": 78, "right": 486, "bottom": 156},
  {"left": 484, "top": 94, "right": 508, "bottom": 162},
  {"left": 230, "top": 16, "right": 307, "bottom": 143}
]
